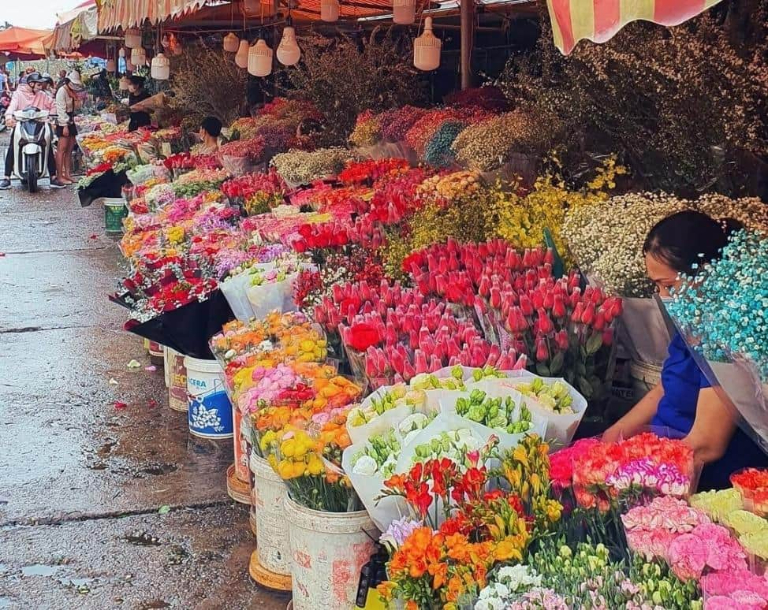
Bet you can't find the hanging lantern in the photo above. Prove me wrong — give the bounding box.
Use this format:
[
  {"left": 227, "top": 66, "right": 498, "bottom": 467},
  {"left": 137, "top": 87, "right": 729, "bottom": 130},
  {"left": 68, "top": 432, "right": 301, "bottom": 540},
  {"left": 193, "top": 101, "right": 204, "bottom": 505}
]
[
  {"left": 276, "top": 26, "right": 301, "bottom": 66},
  {"left": 413, "top": 17, "right": 441, "bottom": 71},
  {"left": 223, "top": 32, "right": 239, "bottom": 53},
  {"left": 106, "top": 58, "right": 116, "bottom": 72},
  {"left": 118, "top": 46, "right": 126, "bottom": 58},
  {"left": 235, "top": 40, "right": 250, "bottom": 68},
  {"left": 119, "top": 76, "right": 131, "bottom": 91},
  {"left": 131, "top": 46, "right": 146, "bottom": 66},
  {"left": 248, "top": 39, "right": 273, "bottom": 77},
  {"left": 151, "top": 53, "right": 171, "bottom": 80},
  {"left": 124, "top": 28, "right": 142, "bottom": 48},
  {"left": 393, "top": 0, "right": 415, "bottom": 25},
  {"left": 321, "top": 0, "right": 340, "bottom": 22}
]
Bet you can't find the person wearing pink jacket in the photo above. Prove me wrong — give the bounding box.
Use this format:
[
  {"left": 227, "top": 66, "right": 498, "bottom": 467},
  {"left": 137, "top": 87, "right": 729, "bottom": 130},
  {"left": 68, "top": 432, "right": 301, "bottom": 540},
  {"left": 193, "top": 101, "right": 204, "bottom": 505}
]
[{"left": 1, "top": 73, "right": 60, "bottom": 189}]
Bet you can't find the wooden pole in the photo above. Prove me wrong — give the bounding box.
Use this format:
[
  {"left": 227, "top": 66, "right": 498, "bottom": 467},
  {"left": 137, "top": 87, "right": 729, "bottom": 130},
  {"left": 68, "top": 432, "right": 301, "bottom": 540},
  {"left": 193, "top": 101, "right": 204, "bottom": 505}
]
[{"left": 460, "top": 0, "right": 474, "bottom": 90}]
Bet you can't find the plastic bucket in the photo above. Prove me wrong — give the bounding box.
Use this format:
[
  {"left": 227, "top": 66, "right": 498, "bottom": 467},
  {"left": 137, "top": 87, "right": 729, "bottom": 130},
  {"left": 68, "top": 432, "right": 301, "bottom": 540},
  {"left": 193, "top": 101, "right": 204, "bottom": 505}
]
[
  {"left": 103, "top": 197, "right": 128, "bottom": 234},
  {"left": 167, "top": 348, "right": 189, "bottom": 413},
  {"left": 148, "top": 341, "right": 164, "bottom": 366},
  {"left": 251, "top": 453, "right": 292, "bottom": 577},
  {"left": 630, "top": 359, "right": 663, "bottom": 400},
  {"left": 184, "top": 356, "right": 233, "bottom": 439},
  {"left": 285, "top": 497, "right": 378, "bottom": 610},
  {"left": 233, "top": 406, "right": 250, "bottom": 483},
  {"left": 163, "top": 346, "right": 171, "bottom": 388}
]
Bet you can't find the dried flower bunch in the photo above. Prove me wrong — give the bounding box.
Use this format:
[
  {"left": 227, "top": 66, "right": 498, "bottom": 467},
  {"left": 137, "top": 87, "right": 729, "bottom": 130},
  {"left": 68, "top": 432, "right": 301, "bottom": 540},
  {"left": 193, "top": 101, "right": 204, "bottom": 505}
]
[
  {"left": 563, "top": 192, "right": 768, "bottom": 297},
  {"left": 451, "top": 111, "right": 540, "bottom": 172},
  {"left": 270, "top": 148, "right": 351, "bottom": 186}
]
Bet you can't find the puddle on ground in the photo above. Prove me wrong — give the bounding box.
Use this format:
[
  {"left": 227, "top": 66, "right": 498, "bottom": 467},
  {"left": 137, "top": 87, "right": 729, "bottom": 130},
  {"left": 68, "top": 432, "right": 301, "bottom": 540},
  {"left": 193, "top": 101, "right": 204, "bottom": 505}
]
[
  {"left": 138, "top": 601, "right": 170, "bottom": 609},
  {"left": 123, "top": 532, "right": 161, "bottom": 546},
  {"left": 141, "top": 463, "right": 177, "bottom": 476},
  {"left": 21, "top": 564, "right": 61, "bottom": 577}
]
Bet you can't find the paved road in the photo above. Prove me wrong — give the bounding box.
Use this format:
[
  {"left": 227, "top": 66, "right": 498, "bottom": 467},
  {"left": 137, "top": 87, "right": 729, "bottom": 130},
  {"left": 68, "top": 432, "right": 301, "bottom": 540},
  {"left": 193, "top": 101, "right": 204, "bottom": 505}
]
[{"left": 0, "top": 136, "right": 289, "bottom": 609}]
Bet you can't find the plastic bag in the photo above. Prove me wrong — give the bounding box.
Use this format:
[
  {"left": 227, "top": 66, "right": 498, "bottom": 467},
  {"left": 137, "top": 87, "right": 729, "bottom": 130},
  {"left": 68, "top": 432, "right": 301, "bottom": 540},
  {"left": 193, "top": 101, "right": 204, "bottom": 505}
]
[
  {"left": 394, "top": 413, "right": 493, "bottom": 475},
  {"left": 221, "top": 154, "right": 254, "bottom": 177},
  {"left": 246, "top": 274, "right": 298, "bottom": 320},
  {"left": 342, "top": 440, "right": 409, "bottom": 531},
  {"left": 473, "top": 376, "right": 587, "bottom": 447},
  {"left": 617, "top": 297, "right": 672, "bottom": 366},
  {"left": 435, "top": 381, "right": 548, "bottom": 453}
]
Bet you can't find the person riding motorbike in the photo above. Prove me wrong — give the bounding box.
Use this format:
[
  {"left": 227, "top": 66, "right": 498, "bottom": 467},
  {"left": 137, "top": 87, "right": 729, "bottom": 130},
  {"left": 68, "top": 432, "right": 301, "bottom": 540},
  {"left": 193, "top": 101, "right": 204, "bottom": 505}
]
[{"left": 0, "top": 72, "right": 60, "bottom": 190}]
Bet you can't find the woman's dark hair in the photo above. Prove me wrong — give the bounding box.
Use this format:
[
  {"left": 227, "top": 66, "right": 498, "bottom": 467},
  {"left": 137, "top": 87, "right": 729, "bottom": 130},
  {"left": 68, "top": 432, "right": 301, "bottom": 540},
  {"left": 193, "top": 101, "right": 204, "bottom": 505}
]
[
  {"left": 201, "top": 116, "right": 222, "bottom": 138},
  {"left": 129, "top": 75, "right": 145, "bottom": 89},
  {"left": 643, "top": 210, "right": 743, "bottom": 275}
]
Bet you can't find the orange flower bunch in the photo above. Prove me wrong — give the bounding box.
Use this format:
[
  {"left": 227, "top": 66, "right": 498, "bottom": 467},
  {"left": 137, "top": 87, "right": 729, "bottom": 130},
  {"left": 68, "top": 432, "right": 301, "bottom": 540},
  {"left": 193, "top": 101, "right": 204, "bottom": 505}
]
[{"left": 382, "top": 527, "right": 497, "bottom": 609}]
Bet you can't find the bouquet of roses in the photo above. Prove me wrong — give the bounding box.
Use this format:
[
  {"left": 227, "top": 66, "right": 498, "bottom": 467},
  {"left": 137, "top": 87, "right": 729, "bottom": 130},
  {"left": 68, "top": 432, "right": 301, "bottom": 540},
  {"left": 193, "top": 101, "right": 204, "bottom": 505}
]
[
  {"left": 337, "top": 158, "right": 410, "bottom": 186},
  {"left": 219, "top": 136, "right": 266, "bottom": 162}
]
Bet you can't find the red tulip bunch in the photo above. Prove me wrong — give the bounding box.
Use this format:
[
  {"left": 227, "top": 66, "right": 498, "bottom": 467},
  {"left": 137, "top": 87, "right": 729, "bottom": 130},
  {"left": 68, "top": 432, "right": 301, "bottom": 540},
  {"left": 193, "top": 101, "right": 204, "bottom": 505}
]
[
  {"left": 293, "top": 215, "right": 386, "bottom": 253},
  {"left": 220, "top": 169, "right": 286, "bottom": 204},
  {"left": 407, "top": 239, "right": 623, "bottom": 399},
  {"left": 405, "top": 238, "right": 553, "bottom": 308},
  {"left": 312, "top": 280, "right": 425, "bottom": 333},
  {"left": 338, "top": 300, "right": 525, "bottom": 386}
]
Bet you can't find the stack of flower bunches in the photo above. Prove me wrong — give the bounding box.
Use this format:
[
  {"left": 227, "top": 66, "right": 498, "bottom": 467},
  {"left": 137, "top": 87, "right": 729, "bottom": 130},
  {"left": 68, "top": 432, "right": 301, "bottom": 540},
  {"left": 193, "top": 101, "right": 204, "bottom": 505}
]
[{"left": 406, "top": 238, "right": 622, "bottom": 399}]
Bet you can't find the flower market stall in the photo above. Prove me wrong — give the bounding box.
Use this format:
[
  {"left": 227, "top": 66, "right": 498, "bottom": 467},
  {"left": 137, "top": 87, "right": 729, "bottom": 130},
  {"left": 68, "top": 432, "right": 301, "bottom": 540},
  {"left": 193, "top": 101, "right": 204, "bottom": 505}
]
[{"left": 75, "top": 95, "right": 768, "bottom": 607}]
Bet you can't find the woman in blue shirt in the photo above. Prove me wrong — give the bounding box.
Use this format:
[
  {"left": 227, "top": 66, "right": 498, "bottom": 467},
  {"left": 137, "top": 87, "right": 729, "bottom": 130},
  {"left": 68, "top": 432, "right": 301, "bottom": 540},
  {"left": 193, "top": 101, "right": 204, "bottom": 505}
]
[{"left": 604, "top": 211, "right": 768, "bottom": 489}]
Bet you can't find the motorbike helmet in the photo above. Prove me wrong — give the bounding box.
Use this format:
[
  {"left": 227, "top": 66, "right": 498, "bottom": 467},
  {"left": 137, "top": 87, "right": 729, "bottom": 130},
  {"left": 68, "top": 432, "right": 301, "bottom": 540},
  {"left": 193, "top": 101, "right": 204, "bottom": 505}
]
[
  {"left": 26, "top": 72, "right": 42, "bottom": 84},
  {"left": 41, "top": 72, "right": 54, "bottom": 86}
]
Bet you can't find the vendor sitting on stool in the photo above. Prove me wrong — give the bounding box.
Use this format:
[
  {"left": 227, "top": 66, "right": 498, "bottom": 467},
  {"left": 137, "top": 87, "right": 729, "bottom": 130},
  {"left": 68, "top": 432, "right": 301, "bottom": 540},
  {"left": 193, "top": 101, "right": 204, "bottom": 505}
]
[
  {"left": 192, "top": 116, "right": 222, "bottom": 156},
  {"left": 604, "top": 211, "right": 768, "bottom": 489}
]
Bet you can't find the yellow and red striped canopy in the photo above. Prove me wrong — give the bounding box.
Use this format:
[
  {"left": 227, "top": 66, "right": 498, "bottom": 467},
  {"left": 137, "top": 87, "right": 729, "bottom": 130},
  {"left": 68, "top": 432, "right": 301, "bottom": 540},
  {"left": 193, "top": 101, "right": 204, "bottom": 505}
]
[{"left": 546, "top": 0, "right": 723, "bottom": 54}]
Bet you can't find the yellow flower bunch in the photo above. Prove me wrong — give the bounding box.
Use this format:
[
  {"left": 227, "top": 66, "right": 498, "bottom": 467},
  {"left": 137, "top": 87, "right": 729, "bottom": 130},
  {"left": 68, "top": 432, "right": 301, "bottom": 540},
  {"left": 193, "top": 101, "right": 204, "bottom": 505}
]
[
  {"left": 274, "top": 430, "right": 325, "bottom": 479},
  {"left": 485, "top": 156, "right": 625, "bottom": 264},
  {"left": 417, "top": 170, "right": 482, "bottom": 201},
  {"left": 165, "top": 225, "right": 185, "bottom": 244},
  {"left": 381, "top": 190, "right": 494, "bottom": 279}
]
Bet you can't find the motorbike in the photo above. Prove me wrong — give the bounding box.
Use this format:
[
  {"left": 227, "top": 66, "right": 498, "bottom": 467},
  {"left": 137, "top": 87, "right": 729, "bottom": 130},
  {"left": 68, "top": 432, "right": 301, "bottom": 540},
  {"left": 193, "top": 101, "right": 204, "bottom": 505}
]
[{"left": 10, "top": 106, "right": 54, "bottom": 193}]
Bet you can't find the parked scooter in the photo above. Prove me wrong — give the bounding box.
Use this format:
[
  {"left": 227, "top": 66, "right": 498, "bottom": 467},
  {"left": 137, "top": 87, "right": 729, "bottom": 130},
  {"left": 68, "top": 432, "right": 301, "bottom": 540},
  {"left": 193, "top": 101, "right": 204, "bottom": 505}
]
[{"left": 10, "top": 106, "right": 54, "bottom": 193}]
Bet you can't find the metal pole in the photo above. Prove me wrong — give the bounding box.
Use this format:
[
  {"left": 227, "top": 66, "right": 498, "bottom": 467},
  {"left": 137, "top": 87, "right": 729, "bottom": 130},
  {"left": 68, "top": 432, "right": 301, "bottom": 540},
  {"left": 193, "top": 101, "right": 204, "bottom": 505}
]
[{"left": 460, "top": 0, "right": 474, "bottom": 90}]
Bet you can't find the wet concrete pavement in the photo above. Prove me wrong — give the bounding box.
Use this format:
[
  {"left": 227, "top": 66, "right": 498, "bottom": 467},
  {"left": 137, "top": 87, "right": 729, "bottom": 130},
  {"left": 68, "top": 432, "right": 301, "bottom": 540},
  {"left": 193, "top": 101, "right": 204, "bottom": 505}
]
[{"left": 0, "top": 136, "right": 289, "bottom": 609}]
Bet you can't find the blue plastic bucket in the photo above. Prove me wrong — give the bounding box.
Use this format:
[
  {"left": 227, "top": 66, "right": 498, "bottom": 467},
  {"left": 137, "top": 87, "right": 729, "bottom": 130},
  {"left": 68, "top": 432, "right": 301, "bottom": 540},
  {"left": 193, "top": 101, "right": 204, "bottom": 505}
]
[{"left": 184, "top": 356, "right": 233, "bottom": 439}]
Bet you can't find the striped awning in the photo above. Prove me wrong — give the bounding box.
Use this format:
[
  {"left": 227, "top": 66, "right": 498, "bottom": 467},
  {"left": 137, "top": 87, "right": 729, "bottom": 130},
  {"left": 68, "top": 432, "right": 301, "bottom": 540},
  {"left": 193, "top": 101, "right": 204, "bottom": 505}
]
[
  {"left": 96, "top": 0, "right": 212, "bottom": 32},
  {"left": 53, "top": 1, "right": 99, "bottom": 51},
  {"left": 546, "top": 0, "right": 723, "bottom": 54}
]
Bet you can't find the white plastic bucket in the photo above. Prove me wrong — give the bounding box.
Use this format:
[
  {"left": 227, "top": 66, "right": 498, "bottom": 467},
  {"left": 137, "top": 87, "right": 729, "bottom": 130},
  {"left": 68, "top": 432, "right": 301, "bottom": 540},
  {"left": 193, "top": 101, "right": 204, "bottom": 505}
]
[
  {"left": 285, "top": 497, "right": 378, "bottom": 610},
  {"left": 250, "top": 453, "right": 292, "bottom": 577},
  {"left": 184, "top": 356, "right": 233, "bottom": 439},
  {"left": 167, "top": 348, "right": 189, "bottom": 413}
]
